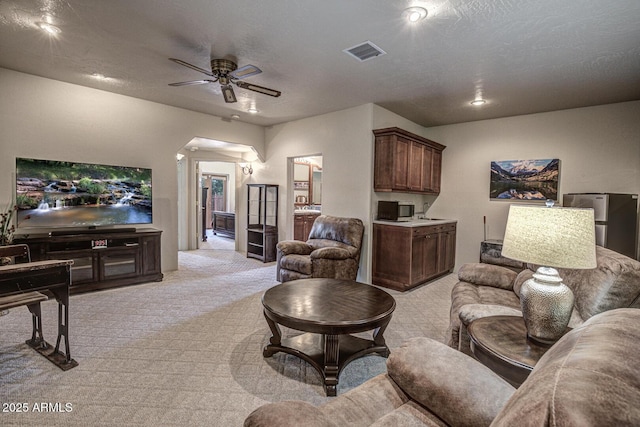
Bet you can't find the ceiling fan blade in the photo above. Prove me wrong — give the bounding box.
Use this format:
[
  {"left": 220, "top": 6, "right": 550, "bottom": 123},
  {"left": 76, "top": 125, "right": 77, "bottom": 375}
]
[
  {"left": 169, "top": 58, "right": 215, "bottom": 77},
  {"left": 168, "top": 79, "right": 216, "bottom": 87},
  {"left": 221, "top": 84, "right": 237, "bottom": 103},
  {"left": 234, "top": 81, "right": 281, "bottom": 97},
  {"left": 229, "top": 64, "right": 262, "bottom": 80}
]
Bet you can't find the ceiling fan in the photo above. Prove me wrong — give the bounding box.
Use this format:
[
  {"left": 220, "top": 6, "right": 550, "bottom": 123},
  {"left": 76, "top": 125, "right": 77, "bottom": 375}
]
[{"left": 168, "top": 57, "right": 281, "bottom": 103}]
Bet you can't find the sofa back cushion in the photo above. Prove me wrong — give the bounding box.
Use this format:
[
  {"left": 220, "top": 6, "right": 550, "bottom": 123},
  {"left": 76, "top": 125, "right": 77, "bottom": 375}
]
[
  {"left": 514, "top": 246, "right": 640, "bottom": 321},
  {"left": 491, "top": 308, "right": 640, "bottom": 426},
  {"left": 559, "top": 246, "right": 640, "bottom": 319}
]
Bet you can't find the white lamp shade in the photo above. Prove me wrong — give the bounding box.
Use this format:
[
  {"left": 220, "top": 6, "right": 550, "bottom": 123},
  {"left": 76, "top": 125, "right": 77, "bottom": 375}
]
[{"left": 502, "top": 205, "right": 597, "bottom": 269}]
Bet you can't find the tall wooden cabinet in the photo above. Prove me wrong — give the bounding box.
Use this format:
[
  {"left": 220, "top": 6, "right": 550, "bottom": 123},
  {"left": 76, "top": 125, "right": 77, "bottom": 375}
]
[
  {"left": 372, "top": 222, "right": 456, "bottom": 291},
  {"left": 247, "top": 184, "right": 278, "bottom": 262},
  {"left": 373, "top": 127, "right": 446, "bottom": 194}
]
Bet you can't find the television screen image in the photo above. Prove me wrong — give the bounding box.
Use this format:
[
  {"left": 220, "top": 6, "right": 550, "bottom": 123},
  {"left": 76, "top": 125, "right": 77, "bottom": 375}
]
[{"left": 16, "top": 157, "right": 152, "bottom": 229}]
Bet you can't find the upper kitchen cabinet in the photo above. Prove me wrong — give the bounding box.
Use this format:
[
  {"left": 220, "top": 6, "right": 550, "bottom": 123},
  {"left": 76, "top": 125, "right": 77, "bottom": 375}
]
[{"left": 373, "top": 127, "right": 446, "bottom": 194}]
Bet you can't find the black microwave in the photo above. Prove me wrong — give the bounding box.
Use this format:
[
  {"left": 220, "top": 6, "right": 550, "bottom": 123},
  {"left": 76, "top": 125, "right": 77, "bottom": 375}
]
[{"left": 377, "top": 201, "right": 415, "bottom": 221}]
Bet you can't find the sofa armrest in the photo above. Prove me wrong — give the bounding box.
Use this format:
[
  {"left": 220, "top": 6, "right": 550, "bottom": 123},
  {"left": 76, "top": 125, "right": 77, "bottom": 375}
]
[
  {"left": 244, "top": 400, "right": 337, "bottom": 427},
  {"left": 276, "top": 240, "right": 313, "bottom": 256},
  {"left": 387, "top": 337, "right": 515, "bottom": 427},
  {"left": 310, "top": 246, "right": 354, "bottom": 260},
  {"left": 458, "top": 263, "right": 519, "bottom": 291}
]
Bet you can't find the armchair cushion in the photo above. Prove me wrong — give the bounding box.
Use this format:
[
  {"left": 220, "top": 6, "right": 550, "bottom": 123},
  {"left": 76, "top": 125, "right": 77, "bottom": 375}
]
[
  {"left": 388, "top": 337, "right": 514, "bottom": 427},
  {"left": 308, "top": 216, "right": 364, "bottom": 250},
  {"left": 244, "top": 400, "right": 336, "bottom": 427},
  {"left": 275, "top": 240, "right": 313, "bottom": 256},
  {"left": 279, "top": 254, "right": 312, "bottom": 275},
  {"left": 310, "top": 245, "right": 354, "bottom": 260}
]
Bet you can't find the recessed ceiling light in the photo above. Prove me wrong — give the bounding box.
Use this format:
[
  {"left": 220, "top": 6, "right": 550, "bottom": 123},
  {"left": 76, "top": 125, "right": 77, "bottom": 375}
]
[
  {"left": 470, "top": 99, "right": 487, "bottom": 106},
  {"left": 247, "top": 108, "right": 259, "bottom": 114},
  {"left": 403, "top": 6, "right": 428, "bottom": 23},
  {"left": 230, "top": 114, "right": 241, "bottom": 120},
  {"left": 37, "top": 21, "right": 61, "bottom": 35},
  {"left": 91, "top": 73, "right": 107, "bottom": 80}
]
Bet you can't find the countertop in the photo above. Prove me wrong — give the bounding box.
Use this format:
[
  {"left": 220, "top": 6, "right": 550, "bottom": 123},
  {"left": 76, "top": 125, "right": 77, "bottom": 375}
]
[
  {"left": 373, "top": 218, "right": 457, "bottom": 227},
  {"left": 294, "top": 210, "right": 322, "bottom": 215}
]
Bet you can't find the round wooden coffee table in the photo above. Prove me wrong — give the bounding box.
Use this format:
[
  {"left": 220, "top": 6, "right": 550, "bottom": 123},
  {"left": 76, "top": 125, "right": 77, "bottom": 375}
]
[{"left": 262, "top": 278, "right": 396, "bottom": 396}]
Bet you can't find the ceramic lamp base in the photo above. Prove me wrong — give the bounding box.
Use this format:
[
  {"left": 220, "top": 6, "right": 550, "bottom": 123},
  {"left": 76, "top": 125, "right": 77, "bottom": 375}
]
[{"left": 520, "top": 266, "right": 574, "bottom": 345}]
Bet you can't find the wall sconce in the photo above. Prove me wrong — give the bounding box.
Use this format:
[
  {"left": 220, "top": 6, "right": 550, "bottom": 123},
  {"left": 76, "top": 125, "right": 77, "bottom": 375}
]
[{"left": 240, "top": 163, "right": 253, "bottom": 175}]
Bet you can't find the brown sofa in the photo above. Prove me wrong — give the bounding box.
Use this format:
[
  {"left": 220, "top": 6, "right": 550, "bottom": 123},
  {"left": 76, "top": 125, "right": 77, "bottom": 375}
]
[
  {"left": 276, "top": 215, "right": 364, "bottom": 282},
  {"left": 245, "top": 308, "right": 640, "bottom": 426},
  {"left": 447, "top": 245, "right": 640, "bottom": 355}
]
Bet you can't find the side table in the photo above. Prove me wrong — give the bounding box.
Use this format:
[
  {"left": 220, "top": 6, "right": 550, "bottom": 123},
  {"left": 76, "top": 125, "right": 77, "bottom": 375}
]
[{"left": 468, "top": 315, "right": 563, "bottom": 387}]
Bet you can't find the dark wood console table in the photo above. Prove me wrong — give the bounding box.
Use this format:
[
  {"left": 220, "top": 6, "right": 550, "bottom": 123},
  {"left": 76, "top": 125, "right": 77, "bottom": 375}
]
[
  {"left": 468, "top": 316, "right": 561, "bottom": 387},
  {"left": 262, "top": 278, "right": 395, "bottom": 396},
  {"left": 0, "top": 259, "right": 78, "bottom": 370},
  {"left": 212, "top": 211, "right": 235, "bottom": 239}
]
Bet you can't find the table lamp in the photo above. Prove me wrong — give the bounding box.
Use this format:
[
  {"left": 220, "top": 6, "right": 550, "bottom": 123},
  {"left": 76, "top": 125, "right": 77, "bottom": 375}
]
[{"left": 501, "top": 202, "right": 596, "bottom": 344}]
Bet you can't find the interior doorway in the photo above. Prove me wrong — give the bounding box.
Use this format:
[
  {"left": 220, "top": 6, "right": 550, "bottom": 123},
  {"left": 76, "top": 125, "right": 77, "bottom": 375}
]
[
  {"left": 198, "top": 161, "right": 237, "bottom": 250},
  {"left": 290, "top": 155, "right": 323, "bottom": 240},
  {"left": 202, "top": 173, "right": 228, "bottom": 236}
]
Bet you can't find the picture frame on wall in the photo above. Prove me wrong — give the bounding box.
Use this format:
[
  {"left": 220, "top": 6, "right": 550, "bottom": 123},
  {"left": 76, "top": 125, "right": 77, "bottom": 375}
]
[{"left": 490, "top": 158, "right": 559, "bottom": 200}]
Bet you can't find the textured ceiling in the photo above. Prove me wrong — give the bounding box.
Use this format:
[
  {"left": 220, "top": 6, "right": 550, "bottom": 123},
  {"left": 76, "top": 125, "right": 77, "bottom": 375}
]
[{"left": 1, "top": 0, "right": 639, "bottom": 128}]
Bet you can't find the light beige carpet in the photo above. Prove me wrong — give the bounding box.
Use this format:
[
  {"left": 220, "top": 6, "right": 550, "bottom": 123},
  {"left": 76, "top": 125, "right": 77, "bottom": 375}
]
[{"left": 0, "top": 239, "right": 455, "bottom": 426}]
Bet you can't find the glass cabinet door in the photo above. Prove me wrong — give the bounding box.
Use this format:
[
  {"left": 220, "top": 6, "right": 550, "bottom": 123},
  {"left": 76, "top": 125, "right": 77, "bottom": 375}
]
[
  {"left": 248, "top": 185, "right": 262, "bottom": 226},
  {"left": 266, "top": 185, "right": 278, "bottom": 227}
]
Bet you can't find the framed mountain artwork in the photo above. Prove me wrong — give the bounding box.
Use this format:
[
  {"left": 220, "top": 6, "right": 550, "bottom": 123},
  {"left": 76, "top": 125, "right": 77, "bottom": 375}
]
[{"left": 490, "top": 158, "right": 559, "bottom": 200}]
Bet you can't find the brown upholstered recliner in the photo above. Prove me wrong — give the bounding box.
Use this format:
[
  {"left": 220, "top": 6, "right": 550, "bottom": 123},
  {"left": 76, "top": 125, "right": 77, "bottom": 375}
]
[
  {"left": 276, "top": 215, "right": 364, "bottom": 282},
  {"left": 245, "top": 308, "right": 640, "bottom": 426},
  {"left": 447, "top": 245, "right": 640, "bottom": 355}
]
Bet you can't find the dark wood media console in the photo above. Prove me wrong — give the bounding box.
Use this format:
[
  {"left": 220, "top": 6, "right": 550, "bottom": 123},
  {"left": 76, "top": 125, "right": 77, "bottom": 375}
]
[{"left": 15, "top": 228, "right": 163, "bottom": 294}]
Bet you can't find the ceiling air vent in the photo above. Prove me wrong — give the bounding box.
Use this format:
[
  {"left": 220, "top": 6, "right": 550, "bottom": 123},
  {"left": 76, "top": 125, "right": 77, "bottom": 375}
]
[{"left": 343, "top": 41, "right": 386, "bottom": 62}]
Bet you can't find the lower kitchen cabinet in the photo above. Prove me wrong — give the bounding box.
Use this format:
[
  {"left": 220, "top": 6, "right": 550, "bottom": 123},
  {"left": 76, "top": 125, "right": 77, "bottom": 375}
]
[
  {"left": 372, "top": 222, "right": 456, "bottom": 291},
  {"left": 294, "top": 213, "right": 320, "bottom": 241}
]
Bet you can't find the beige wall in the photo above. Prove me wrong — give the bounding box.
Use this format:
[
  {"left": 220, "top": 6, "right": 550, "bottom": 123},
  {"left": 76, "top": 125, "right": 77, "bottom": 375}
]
[
  {"left": 423, "top": 101, "right": 640, "bottom": 266},
  {"left": 0, "top": 68, "right": 264, "bottom": 271},
  {"left": 258, "top": 104, "right": 375, "bottom": 281}
]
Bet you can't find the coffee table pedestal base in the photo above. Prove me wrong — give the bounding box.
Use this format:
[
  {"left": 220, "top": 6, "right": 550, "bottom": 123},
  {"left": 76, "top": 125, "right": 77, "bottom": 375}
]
[{"left": 264, "top": 332, "right": 390, "bottom": 396}]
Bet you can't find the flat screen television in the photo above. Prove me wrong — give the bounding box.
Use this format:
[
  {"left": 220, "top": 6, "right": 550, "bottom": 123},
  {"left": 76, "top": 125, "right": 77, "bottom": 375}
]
[{"left": 15, "top": 157, "right": 152, "bottom": 229}]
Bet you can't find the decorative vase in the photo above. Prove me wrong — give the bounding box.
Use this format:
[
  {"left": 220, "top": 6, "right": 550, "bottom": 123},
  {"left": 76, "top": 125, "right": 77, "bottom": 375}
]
[{"left": 520, "top": 266, "right": 574, "bottom": 345}]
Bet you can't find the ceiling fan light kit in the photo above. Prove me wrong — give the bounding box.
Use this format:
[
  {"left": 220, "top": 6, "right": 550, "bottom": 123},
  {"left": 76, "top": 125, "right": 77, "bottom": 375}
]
[
  {"left": 403, "top": 6, "right": 428, "bottom": 23},
  {"left": 169, "top": 57, "right": 281, "bottom": 104},
  {"left": 222, "top": 85, "right": 237, "bottom": 103}
]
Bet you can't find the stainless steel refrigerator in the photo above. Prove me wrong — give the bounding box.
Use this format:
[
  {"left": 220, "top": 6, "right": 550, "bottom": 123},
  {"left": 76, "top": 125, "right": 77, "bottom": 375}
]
[{"left": 563, "top": 193, "right": 638, "bottom": 260}]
